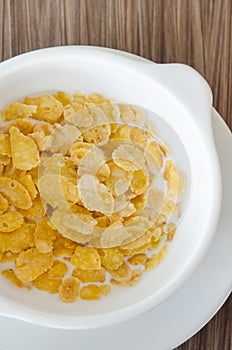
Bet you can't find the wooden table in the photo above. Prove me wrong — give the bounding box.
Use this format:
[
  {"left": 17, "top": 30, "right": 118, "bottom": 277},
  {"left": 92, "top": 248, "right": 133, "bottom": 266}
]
[{"left": 0, "top": 1, "right": 231, "bottom": 349}]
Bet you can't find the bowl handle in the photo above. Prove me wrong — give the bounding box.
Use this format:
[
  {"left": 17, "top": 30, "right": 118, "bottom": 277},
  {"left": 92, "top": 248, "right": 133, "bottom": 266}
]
[{"left": 144, "top": 63, "right": 213, "bottom": 129}]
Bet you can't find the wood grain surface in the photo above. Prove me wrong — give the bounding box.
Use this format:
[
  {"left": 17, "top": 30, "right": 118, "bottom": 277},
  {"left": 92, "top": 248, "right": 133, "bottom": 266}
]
[{"left": 0, "top": 0, "right": 231, "bottom": 349}]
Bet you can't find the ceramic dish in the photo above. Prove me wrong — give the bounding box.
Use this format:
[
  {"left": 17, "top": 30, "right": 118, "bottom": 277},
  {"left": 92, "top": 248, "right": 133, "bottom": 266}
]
[{"left": 0, "top": 46, "right": 221, "bottom": 329}]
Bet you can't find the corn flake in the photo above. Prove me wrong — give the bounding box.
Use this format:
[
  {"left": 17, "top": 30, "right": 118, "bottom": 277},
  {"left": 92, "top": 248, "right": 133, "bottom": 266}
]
[
  {"left": 0, "top": 251, "right": 18, "bottom": 263},
  {"left": 0, "top": 194, "right": 9, "bottom": 215},
  {"left": 34, "top": 220, "right": 57, "bottom": 253},
  {"left": 71, "top": 246, "right": 101, "bottom": 270},
  {"left": 47, "top": 260, "right": 68, "bottom": 279},
  {"left": 80, "top": 284, "right": 110, "bottom": 300},
  {"left": 145, "top": 142, "right": 163, "bottom": 170},
  {"left": 53, "top": 234, "right": 77, "bottom": 257},
  {"left": 15, "top": 248, "right": 53, "bottom": 282},
  {"left": 53, "top": 91, "right": 72, "bottom": 106},
  {"left": 0, "top": 176, "right": 32, "bottom": 209},
  {"left": 11, "top": 118, "right": 34, "bottom": 134},
  {"left": 0, "top": 133, "right": 11, "bottom": 156},
  {"left": 32, "top": 273, "right": 62, "bottom": 294},
  {"left": 58, "top": 276, "right": 80, "bottom": 302},
  {"left": 10, "top": 126, "right": 39, "bottom": 170},
  {"left": 144, "top": 245, "right": 168, "bottom": 271},
  {"left": 19, "top": 197, "right": 45, "bottom": 218},
  {"left": 110, "top": 270, "right": 141, "bottom": 287},
  {"left": 163, "top": 160, "right": 179, "bottom": 197},
  {"left": 0, "top": 102, "right": 37, "bottom": 121},
  {"left": 0, "top": 210, "right": 24, "bottom": 232},
  {"left": 2, "top": 269, "right": 31, "bottom": 290},
  {"left": 78, "top": 174, "right": 114, "bottom": 215},
  {"left": 72, "top": 267, "right": 106, "bottom": 283},
  {"left": 19, "top": 174, "right": 38, "bottom": 200},
  {"left": 99, "top": 248, "right": 124, "bottom": 270},
  {"left": 112, "top": 144, "right": 145, "bottom": 172},
  {"left": 109, "top": 261, "right": 132, "bottom": 282},
  {"left": 128, "top": 253, "right": 148, "bottom": 266},
  {"left": 26, "top": 95, "right": 63, "bottom": 123},
  {"left": 0, "top": 222, "right": 35, "bottom": 253}
]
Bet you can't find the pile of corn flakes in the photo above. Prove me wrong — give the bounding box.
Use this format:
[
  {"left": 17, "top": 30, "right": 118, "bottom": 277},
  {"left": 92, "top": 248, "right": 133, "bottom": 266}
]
[{"left": 0, "top": 91, "right": 184, "bottom": 303}]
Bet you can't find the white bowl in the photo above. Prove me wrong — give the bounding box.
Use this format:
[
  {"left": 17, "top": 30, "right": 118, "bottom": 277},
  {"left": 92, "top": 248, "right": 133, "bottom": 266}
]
[{"left": 0, "top": 46, "right": 221, "bottom": 329}]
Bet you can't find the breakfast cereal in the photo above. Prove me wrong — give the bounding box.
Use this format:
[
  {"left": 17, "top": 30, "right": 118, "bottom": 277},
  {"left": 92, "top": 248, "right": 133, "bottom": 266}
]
[{"left": 0, "top": 91, "right": 185, "bottom": 303}]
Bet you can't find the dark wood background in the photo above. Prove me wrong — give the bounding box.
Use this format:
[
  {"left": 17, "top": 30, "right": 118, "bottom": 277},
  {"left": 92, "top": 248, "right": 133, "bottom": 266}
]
[{"left": 0, "top": 0, "right": 231, "bottom": 349}]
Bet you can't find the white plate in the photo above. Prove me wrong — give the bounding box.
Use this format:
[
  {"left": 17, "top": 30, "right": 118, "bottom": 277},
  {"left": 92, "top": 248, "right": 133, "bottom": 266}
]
[{"left": 0, "top": 109, "right": 231, "bottom": 350}]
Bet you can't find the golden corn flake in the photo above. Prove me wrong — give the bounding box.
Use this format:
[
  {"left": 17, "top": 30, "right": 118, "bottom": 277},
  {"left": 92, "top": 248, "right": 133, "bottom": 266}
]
[
  {"left": 61, "top": 176, "right": 79, "bottom": 205},
  {"left": 114, "top": 179, "right": 130, "bottom": 196},
  {"left": 128, "top": 253, "right": 148, "bottom": 266},
  {"left": 110, "top": 270, "right": 141, "bottom": 287},
  {"left": 0, "top": 251, "right": 18, "bottom": 263},
  {"left": 9, "top": 126, "right": 39, "bottom": 170},
  {"left": 15, "top": 248, "right": 53, "bottom": 282},
  {"left": 0, "top": 155, "right": 11, "bottom": 166},
  {"left": 132, "top": 106, "right": 146, "bottom": 125},
  {"left": 61, "top": 157, "right": 77, "bottom": 179},
  {"left": 80, "top": 284, "right": 110, "bottom": 300},
  {"left": 58, "top": 276, "right": 80, "bottom": 303},
  {"left": 87, "top": 93, "right": 110, "bottom": 105},
  {"left": 11, "top": 118, "right": 34, "bottom": 134},
  {"left": 119, "top": 202, "right": 136, "bottom": 217},
  {"left": 0, "top": 210, "right": 24, "bottom": 232},
  {"left": 119, "top": 104, "right": 135, "bottom": 123},
  {"left": 19, "top": 174, "right": 38, "bottom": 200},
  {"left": 112, "top": 144, "right": 145, "bottom": 172},
  {"left": 71, "top": 246, "right": 101, "bottom": 270},
  {"left": 32, "top": 273, "right": 62, "bottom": 294},
  {"left": 0, "top": 194, "right": 9, "bottom": 215},
  {"left": 130, "top": 169, "right": 148, "bottom": 195},
  {"left": 69, "top": 142, "right": 94, "bottom": 166},
  {"left": 72, "top": 267, "right": 106, "bottom": 283},
  {"left": 163, "top": 160, "right": 179, "bottom": 197},
  {"left": 99, "top": 248, "right": 124, "bottom": 270},
  {"left": 145, "top": 141, "right": 163, "bottom": 170},
  {"left": 0, "top": 133, "right": 11, "bottom": 156},
  {"left": 53, "top": 91, "right": 72, "bottom": 106},
  {"left": 47, "top": 260, "right": 68, "bottom": 279},
  {"left": 19, "top": 197, "right": 45, "bottom": 218},
  {"left": 78, "top": 174, "right": 114, "bottom": 215},
  {"left": 0, "top": 222, "right": 35, "bottom": 253},
  {"left": 51, "top": 209, "right": 94, "bottom": 244},
  {"left": 53, "top": 234, "right": 77, "bottom": 257},
  {"left": 29, "top": 131, "right": 49, "bottom": 152},
  {"left": 167, "top": 223, "right": 176, "bottom": 242},
  {"left": 109, "top": 261, "right": 132, "bottom": 283},
  {"left": 3, "top": 162, "right": 26, "bottom": 178},
  {"left": 34, "top": 220, "right": 57, "bottom": 253},
  {"left": 2, "top": 269, "right": 31, "bottom": 290},
  {"left": 111, "top": 125, "right": 132, "bottom": 139},
  {"left": 99, "top": 221, "right": 130, "bottom": 248},
  {"left": 0, "top": 250, "right": 18, "bottom": 263},
  {"left": 25, "top": 95, "right": 63, "bottom": 123},
  {"left": 144, "top": 245, "right": 168, "bottom": 271},
  {"left": 0, "top": 102, "right": 37, "bottom": 121},
  {"left": 96, "top": 163, "right": 110, "bottom": 182},
  {"left": 130, "top": 127, "right": 147, "bottom": 148},
  {"left": 64, "top": 103, "right": 86, "bottom": 120},
  {"left": 0, "top": 176, "right": 32, "bottom": 209},
  {"left": 159, "top": 142, "right": 170, "bottom": 157}
]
